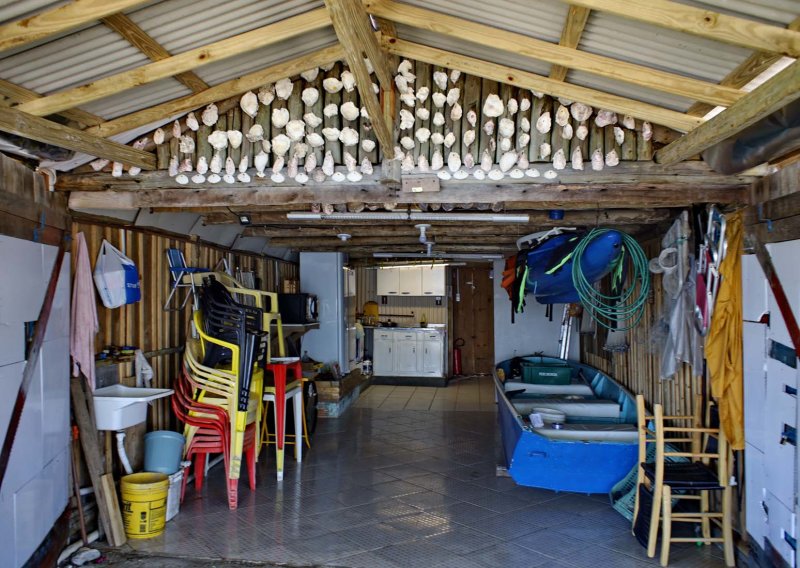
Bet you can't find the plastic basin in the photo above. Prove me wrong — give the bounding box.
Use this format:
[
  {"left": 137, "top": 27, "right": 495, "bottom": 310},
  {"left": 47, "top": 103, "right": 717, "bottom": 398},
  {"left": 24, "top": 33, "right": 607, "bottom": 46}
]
[{"left": 92, "top": 385, "right": 173, "bottom": 430}]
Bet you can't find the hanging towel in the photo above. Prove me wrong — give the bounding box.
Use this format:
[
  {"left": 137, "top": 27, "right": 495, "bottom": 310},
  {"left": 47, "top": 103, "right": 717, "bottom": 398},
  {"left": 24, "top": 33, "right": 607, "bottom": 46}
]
[{"left": 70, "top": 232, "right": 99, "bottom": 390}]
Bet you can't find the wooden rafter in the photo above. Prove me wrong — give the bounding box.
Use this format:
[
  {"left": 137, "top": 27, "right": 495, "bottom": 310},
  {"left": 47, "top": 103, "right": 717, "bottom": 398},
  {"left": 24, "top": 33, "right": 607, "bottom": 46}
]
[
  {"left": 0, "top": 107, "right": 155, "bottom": 169},
  {"left": 101, "top": 13, "right": 209, "bottom": 94},
  {"left": 550, "top": 6, "right": 592, "bottom": 82},
  {"left": 565, "top": 0, "right": 800, "bottom": 57},
  {"left": 656, "top": 59, "right": 800, "bottom": 165},
  {"left": 364, "top": 0, "right": 743, "bottom": 108},
  {"left": 85, "top": 45, "right": 345, "bottom": 138},
  {"left": 0, "top": 0, "right": 149, "bottom": 53},
  {"left": 16, "top": 9, "right": 331, "bottom": 117},
  {"left": 0, "top": 78, "right": 103, "bottom": 127},
  {"left": 324, "top": 0, "right": 394, "bottom": 152},
  {"left": 689, "top": 16, "right": 800, "bottom": 117},
  {"left": 383, "top": 38, "right": 702, "bottom": 132}
]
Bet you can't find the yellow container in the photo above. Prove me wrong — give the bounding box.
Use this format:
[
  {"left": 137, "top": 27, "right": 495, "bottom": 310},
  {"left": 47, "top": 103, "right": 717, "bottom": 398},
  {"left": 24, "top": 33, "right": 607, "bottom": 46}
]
[{"left": 120, "top": 472, "right": 169, "bottom": 539}]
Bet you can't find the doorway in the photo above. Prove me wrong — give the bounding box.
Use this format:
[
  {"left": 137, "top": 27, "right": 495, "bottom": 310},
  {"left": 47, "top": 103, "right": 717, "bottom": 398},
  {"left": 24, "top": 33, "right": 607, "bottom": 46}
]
[{"left": 451, "top": 265, "right": 495, "bottom": 374}]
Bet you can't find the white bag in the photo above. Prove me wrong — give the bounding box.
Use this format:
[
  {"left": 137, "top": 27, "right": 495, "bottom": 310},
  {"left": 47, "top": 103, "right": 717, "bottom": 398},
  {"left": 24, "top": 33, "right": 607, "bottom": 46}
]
[{"left": 93, "top": 240, "right": 141, "bottom": 308}]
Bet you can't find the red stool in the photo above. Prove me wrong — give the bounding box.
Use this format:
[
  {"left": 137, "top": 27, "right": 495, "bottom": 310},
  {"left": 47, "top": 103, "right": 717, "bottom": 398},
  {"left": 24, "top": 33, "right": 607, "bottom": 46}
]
[{"left": 264, "top": 358, "right": 303, "bottom": 480}]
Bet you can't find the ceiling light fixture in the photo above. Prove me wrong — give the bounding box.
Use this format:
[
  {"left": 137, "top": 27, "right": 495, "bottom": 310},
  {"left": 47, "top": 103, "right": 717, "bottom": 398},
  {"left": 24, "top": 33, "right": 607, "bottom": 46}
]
[
  {"left": 373, "top": 252, "right": 504, "bottom": 260},
  {"left": 238, "top": 214, "right": 252, "bottom": 226},
  {"left": 286, "top": 211, "right": 529, "bottom": 223}
]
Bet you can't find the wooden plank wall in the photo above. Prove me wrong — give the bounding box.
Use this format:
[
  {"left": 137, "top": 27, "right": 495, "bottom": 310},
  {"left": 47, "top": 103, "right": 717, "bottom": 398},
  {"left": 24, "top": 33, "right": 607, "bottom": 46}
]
[{"left": 71, "top": 221, "right": 298, "bottom": 430}]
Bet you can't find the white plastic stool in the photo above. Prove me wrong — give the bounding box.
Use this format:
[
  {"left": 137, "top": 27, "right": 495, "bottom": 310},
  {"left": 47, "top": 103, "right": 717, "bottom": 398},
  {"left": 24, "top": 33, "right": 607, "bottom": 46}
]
[{"left": 262, "top": 384, "right": 303, "bottom": 479}]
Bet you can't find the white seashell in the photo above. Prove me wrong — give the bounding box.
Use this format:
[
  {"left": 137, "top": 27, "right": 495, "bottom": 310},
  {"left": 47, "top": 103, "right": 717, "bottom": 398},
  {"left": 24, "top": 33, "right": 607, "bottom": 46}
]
[
  {"left": 509, "top": 168, "right": 524, "bottom": 179},
  {"left": 553, "top": 148, "right": 566, "bottom": 170},
  {"left": 246, "top": 124, "right": 264, "bottom": 142},
  {"left": 562, "top": 123, "right": 573, "bottom": 140},
  {"left": 401, "top": 152, "right": 415, "bottom": 172},
  {"left": 359, "top": 139, "right": 375, "bottom": 153},
  {"left": 341, "top": 70, "right": 356, "bottom": 92},
  {"left": 595, "top": 110, "right": 618, "bottom": 127},
  {"left": 196, "top": 156, "right": 209, "bottom": 175},
  {"left": 431, "top": 132, "right": 444, "bottom": 145},
  {"left": 517, "top": 153, "right": 529, "bottom": 170},
  {"left": 343, "top": 151, "right": 357, "bottom": 172},
  {"left": 323, "top": 77, "right": 343, "bottom": 94},
  {"left": 112, "top": 161, "right": 124, "bottom": 177},
  {"left": 614, "top": 126, "right": 625, "bottom": 146},
  {"left": 571, "top": 147, "right": 583, "bottom": 170},
  {"left": 555, "top": 105, "right": 570, "bottom": 127},
  {"left": 437, "top": 170, "right": 451, "bottom": 181},
  {"left": 443, "top": 132, "right": 455, "bottom": 148},
  {"left": 272, "top": 134, "right": 291, "bottom": 156},
  {"left": 544, "top": 169, "right": 558, "bottom": 179},
  {"left": 400, "top": 136, "right": 415, "bottom": 150},
  {"left": 500, "top": 137, "right": 512, "bottom": 152},
  {"left": 254, "top": 151, "right": 268, "bottom": 177},
  {"left": 286, "top": 120, "right": 305, "bottom": 141},
  {"left": 483, "top": 120, "right": 494, "bottom": 136},
  {"left": 339, "top": 127, "right": 359, "bottom": 146},
  {"left": 483, "top": 94, "right": 504, "bottom": 117},
  {"left": 303, "top": 112, "right": 322, "bottom": 128},
  {"left": 499, "top": 151, "right": 517, "bottom": 172},
  {"left": 300, "top": 68, "right": 319, "bottom": 82},
  {"left": 227, "top": 130, "right": 242, "bottom": 149},
  {"left": 394, "top": 146, "right": 405, "bottom": 160},
  {"left": 591, "top": 148, "right": 604, "bottom": 171},
  {"left": 536, "top": 112, "right": 551, "bottom": 134},
  {"left": 186, "top": 112, "right": 199, "bottom": 131},
  {"left": 287, "top": 156, "right": 298, "bottom": 178},
  {"left": 295, "top": 172, "right": 308, "bottom": 183},
  {"left": 323, "top": 103, "right": 339, "bottom": 117},
  {"left": 191, "top": 173, "right": 205, "bottom": 183},
  {"left": 570, "top": 102, "right": 593, "bottom": 123},
  {"left": 240, "top": 91, "right": 258, "bottom": 117},
  {"left": 605, "top": 149, "right": 620, "bottom": 167},
  {"left": 207, "top": 173, "right": 221, "bottom": 183},
  {"left": 175, "top": 173, "right": 189, "bottom": 185},
  {"left": 433, "top": 112, "right": 445, "bottom": 126},
  {"left": 400, "top": 92, "right": 417, "bottom": 107},
  {"left": 322, "top": 152, "right": 335, "bottom": 176},
  {"left": 417, "top": 155, "right": 429, "bottom": 172},
  {"left": 321, "top": 62, "right": 335, "bottom": 72},
  {"left": 208, "top": 130, "right": 228, "bottom": 150},
  {"left": 399, "top": 109, "right": 415, "bottom": 130},
  {"left": 340, "top": 101, "right": 359, "bottom": 121},
  {"left": 153, "top": 128, "right": 165, "bottom": 145},
  {"left": 272, "top": 108, "right": 290, "bottom": 129},
  {"left": 433, "top": 71, "right": 448, "bottom": 90},
  {"left": 301, "top": 87, "right": 320, "bottom": 107},
  {"left": 558, "top": 98, "right": 574, "bottom": 106},
  {"left": 332, "top": 171, "right": 346, "bottom": 182},
  {"left": 518, "top": 133, "right": 530, "bottom": 147},
  {"left": 304, "top": 153, "right": 317, "bottom": 173},
  {"left": 179, "top": 135, "right": 195, "bottom": 153},
  {"left": 238, "top": 155, "right": 249, "bottom": 173},
  {"left": 473, "top": 169, "right": 486, "bottom": 180},
  {"left": 416, "top": 107, "right": 430, "bottom": 121},
  {"left": 271, "top": 172, "right": 285, "bottom": 183},
  {"left": 520, "top": 117, "right": 531, "bottom": 133},
  {"left": 642, "top": 121, "right": 653, "bottom": 141},
  {"left": 488, "top": 169, "right": 504, "bottom": 181},
  {"left": 450, "top": 69, "right": 461, "bottom": 83},
  {"left": 431, "top": 150, "right": 444, "bottom": 171},
  {"left": 450, "top": 103, "right": 462, "bottom": 121},
  {"left": 540, "top": 142, "right": 551, "bottom": 159},
  {"left": 178, "top": 158, "right": 192, "bottom": 173},
  {"left": 622, "top": 115, "right": 636, "bottom": 130},
  {"left": 347, "top": 171, "right": 363, "bottom": 182},
  {"left": 313, "top": 168, "right": 326, "bottom": 182},
  {"left": 507, "top": 99, "right": 518, "bottom": 116},
  {"left": 463, "top": 129, "right": 475, "bottom": 147},
  {"left": 498, "top": 118, "right": 515, "bottom": 138},
  {"left": 416, "top": 86, "right": 430, "bottom": 102},
  {"left": 520, "top": 98, "right": 531, "bottom": 112},
  {"left": 272, "top": 155, "right": 285, "bottom": 175},
  {"left": 261, "top": 139, "right": 271, "bottom": 153},
  {"left": 398, "top": 59, "right": 414, "bottom": 76},
  {"left": 525, "top": 168, "right": 540, "bottom": 178},
  {"left": 466, "top": 110, "right": 477, "bottom": 127},
  {"left": 447, "top": 152, "right": 461, "bottom": 172},
  {"left": 431, "top": 92, "right": 446, "bottom": 108},
  {"left": 257, "top": 87, "right": 274, "bottom": 106},
  {"left": 210, "top": 153, "right": 222, "bottom": 174},
  {"left": 275, "top": 78, "right": 294, "bottom": 100},
  {"left": 576, "top": 123, "right": 588, "bottom": 141},
  {"left": 463, "top": 152, "right": 474, "bottom": 169},
  {"left": 224, "top": 156, "right": 235, "bottom": 176},
  {"left": 395, "top": 75, "right": 411, "bottom": 94},
  {"left": 90, "top": 158, "right": 109, "bottom": 171},
  {"left": 446, "top": 88, "right": 460, "bottom": 106},
  {"left": 453, "top": 169, "right": 468, "bottom": 179},
  {"left": 322, "top": 127, "right": 341, "bottom": 142},
  {"left": 361, "top": 158, "right": 373, "bottom": 175},
  {"left": 202, "top": 104, "right": 219, "bottom": 126},
  {"left": 480, "top": 149, "right": 493, "bottom": 172},
  {"left": 172, "top": 120, "right": 182, "bottom": 139},
  {"left": 237, "top": 172, "right": 250, "bottom": 183}
]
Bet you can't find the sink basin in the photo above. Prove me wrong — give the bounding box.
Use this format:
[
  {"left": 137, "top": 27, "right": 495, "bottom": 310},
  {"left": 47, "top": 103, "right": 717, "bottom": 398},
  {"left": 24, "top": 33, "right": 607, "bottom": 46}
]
[{"left": 93, "top": 385, "right": 174, "bottom": 431}]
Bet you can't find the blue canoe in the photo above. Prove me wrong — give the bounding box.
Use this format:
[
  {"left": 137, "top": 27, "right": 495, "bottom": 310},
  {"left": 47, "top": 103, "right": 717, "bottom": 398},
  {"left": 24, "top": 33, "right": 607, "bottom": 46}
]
[{"left": 494, "top": 356, "right": 638, "bottom": 494}]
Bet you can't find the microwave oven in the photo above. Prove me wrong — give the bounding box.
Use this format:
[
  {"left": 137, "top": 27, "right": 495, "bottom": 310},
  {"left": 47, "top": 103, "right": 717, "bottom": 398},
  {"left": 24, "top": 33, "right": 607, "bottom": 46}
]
[{"left": 278, "top": 293, "right": 318, "bottom": 324}]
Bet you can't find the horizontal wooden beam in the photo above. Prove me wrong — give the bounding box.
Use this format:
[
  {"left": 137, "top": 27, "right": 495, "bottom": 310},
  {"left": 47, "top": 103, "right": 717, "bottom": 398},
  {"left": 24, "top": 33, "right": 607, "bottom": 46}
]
[
  {"left": 85, "top": 44, "right": 344, "bottom": 138},
  {"left": 383, "top": 38, "right": 703, "bottom": 132},
  {"left": 0, "top": 78, "right": 104, "bottom": 127},
  {"left": 16, "top": 9, "right": 331, "bottom": 116},
  {"left": 0, "top": 0, "right": 149, "bottom": 53},
  {"left": 565, "top": 0, "right": 800, "bottom": 57},
  {"left": 365, "top": 0, "right": 742, "bottom": 108},
  {"left": 656, "top": 59, "right": 800, "bottom": 165},
  {"left": 550, "top": 5, "right": 592, "bottom": 82},
  {"left": 0, "top": 107, "right": 155, "bottom": 169}
]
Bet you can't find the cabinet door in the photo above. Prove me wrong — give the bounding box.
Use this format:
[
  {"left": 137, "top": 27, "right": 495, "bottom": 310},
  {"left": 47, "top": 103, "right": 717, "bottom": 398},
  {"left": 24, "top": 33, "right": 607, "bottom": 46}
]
[
  {"left": 373, "top": 333, "right": 394, "bottom": 375},
  {"left": 421, "top": 333, "right": 443, "bottom": 376},
  {"left": 377, "top": 268, "right": 400, "bottom": 295},
  {"left": 394, "top": 335, "right": 420, "bottom": 375},
  {"left": 421, "top": 266, "right": 446, "bottom": 296},
  {"left": 398, "top": 268, "right": 422, "bottom": 296}
]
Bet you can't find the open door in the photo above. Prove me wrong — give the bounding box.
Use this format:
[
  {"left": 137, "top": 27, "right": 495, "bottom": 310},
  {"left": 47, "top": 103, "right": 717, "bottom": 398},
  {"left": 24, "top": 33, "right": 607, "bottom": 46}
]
[{"left": 452, "top": 265, "right": 495, "bottom": 374}]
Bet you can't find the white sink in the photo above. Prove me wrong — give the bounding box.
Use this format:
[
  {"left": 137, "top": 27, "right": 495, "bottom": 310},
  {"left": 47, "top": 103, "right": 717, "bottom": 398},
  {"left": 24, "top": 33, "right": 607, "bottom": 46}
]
[{"left": 92, "top": 385, "right": 174, "bottom": 431}]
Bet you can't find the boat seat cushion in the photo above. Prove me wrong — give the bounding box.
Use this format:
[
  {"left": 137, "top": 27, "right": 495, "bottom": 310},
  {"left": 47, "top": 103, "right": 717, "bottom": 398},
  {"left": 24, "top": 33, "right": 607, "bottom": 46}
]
[
  {"left": 503, "top": 380, "right": 594, "bottom": 397},
  {"left": 534, "top": 423, "right": 638, "bottom": 443},
  {"left": 514, "top": 398, "right": 621, "bottom": 419}
]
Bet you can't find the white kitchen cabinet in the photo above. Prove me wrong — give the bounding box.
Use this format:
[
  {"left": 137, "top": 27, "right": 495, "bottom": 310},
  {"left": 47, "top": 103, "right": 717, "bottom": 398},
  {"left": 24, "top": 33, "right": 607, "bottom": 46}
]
[
  {"left": 376, "top": 268, "right": 400, "bottom": 295},
  {"left": 398, "top": 268, "right": 422, "bottom": 296},
  {"left": 421, "top": 331, "right": 444, "bottom": 375},
  {"left": 372, "top": 328, "right": 445, "bottom": 377},
  {"left": 421, "top": 266, "right": 446, "bottom": 296},
  {"left": 373, "top": 332, "right": 394, "bottom": 376},
  {"left": 376, "top": 266, "right": 446, "bottom": 297},
  {"left": 394, "top": 333, "right": 421, "bottom": 373}
]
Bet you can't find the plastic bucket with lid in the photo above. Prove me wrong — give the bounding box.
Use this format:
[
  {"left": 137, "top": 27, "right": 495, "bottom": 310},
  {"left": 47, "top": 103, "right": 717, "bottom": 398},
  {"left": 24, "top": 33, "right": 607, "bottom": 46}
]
[
  {"left": 144, "top": 430, "right": 185, "bottom": 475},
  {"left": 120, "top": 472, "right": 169, "bottom": 538}
]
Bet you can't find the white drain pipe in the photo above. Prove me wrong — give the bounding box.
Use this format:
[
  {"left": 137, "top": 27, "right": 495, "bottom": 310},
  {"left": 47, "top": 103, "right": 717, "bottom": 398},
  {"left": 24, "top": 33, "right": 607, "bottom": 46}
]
[{"left": 115, "top": 431, "right": 134, "bottom": 475}]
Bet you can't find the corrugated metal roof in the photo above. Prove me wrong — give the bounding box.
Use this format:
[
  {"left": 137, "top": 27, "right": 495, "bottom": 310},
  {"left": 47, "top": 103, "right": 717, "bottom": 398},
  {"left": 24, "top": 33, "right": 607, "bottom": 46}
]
[
  {"left": 679, "top": 0, "right": 798, "bottom": 25},
  {"left": 80, "top": 79, "right": 190, "bottom": 119},
  {"left": 0, "top": 0, "right": 63, "bottom": 24}
]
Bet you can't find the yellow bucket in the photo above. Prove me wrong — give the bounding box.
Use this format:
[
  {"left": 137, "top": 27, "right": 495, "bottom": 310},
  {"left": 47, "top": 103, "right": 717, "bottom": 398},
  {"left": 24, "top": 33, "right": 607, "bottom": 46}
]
[{"left": 120, "top": 472, "right": 169, "bottom": 539}]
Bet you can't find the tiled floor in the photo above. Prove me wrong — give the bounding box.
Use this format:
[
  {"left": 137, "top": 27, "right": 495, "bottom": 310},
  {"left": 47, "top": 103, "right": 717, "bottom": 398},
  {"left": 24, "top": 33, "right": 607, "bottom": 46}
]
[
  {"left": 354, "top": 375, "right": 496, "bottom": 412},
  {"left": 125, "top": 377, "right": 729, "bottom": 567}
]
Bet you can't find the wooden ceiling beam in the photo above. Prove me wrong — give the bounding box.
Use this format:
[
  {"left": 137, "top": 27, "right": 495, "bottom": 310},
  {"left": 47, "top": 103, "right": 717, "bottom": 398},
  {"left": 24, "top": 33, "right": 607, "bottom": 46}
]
[
  {"left": 550, "top": 5, "right": 592, "bottom": 82},
  {"left": 0, "top": 107, "right": 155, "bottom": 168},
  {"left": 364, "top": 0, "right": 742, "bottom": 108},
  {"left": 656, "top": 59, "right": 800, "bottom": 166},
  {"left": 0, "top": 78, "right": 104, "bottom": 127},
  {"left": 101, "top": 13, "right": 209, "bottom": 94},
  {"left": 16, "top": 9, "right": 331, "bottom": 117},
  {"left": 564, "top": 0, "right": 800, "bottom": 57},
  {"left": 324, "top": 0, "right": 393, "bottom": 152},
  {"left": 384, "top": 38, "right": 702, "bottom": 132},
  {"left": 0, "top": 0, "right": 149, "bottom": 53},
  {"left": 85, "top": 45, "right": 344, "bottom": 138}
]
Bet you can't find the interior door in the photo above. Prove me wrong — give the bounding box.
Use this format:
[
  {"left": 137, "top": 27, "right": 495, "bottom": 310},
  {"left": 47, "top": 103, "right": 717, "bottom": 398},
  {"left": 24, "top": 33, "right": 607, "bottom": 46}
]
[{"left": 452, "top": 266, "right": 495, "bottom": 374}]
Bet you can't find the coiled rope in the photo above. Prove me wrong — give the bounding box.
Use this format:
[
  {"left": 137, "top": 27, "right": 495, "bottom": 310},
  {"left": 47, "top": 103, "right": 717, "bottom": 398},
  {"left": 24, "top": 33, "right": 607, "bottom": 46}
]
[{"left": 571, "top": 228, "right": 650, "bottom": 331}]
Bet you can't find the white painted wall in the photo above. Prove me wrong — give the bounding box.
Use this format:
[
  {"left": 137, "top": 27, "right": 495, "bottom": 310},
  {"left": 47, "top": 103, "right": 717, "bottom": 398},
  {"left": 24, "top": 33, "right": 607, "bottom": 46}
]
[
  {"left": 0, "top": 236, "right": 70, "bottom": 567},
  {"left": 492, "top": 260, "right": 579, "bottom": 363}
]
